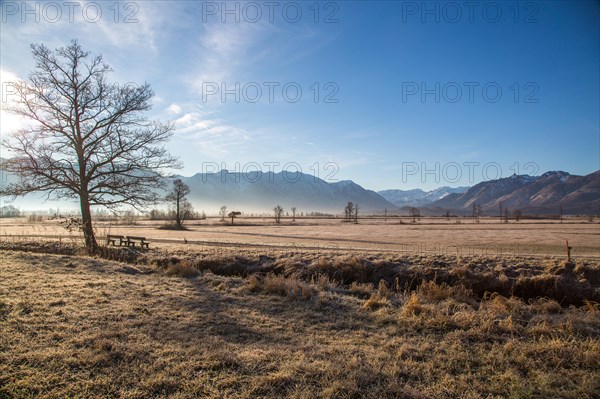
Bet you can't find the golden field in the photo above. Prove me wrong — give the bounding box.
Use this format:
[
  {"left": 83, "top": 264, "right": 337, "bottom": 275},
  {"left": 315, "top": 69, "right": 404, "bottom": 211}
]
[
  {"left": 0, "top": 216, "right": 599, "bottom": 398},
  {"left": 1, "top": 216, "right": 598, "bottom": 257}
]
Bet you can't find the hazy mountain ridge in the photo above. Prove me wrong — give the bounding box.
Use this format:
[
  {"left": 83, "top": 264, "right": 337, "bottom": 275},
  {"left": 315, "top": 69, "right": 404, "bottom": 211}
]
[
  {"left": 1, "top": 159, "right": 598, "bottom": 215},
  {"left": 378, "top": 186, "right": 470, "bottom": 207},
  {"left": 179, "top": 170, "right": 397, "bottom": 213}
]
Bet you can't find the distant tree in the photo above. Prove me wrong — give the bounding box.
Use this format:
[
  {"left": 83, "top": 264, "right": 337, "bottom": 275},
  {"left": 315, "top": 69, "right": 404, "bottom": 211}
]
[
  {"left": 228, "top": 211, "right": 241, "bottom": 225},
  {"left": 559, "top": 202, "right": 563, "bottom": 223},
  {"left": 0, "top": 205, "right": 21, "bottom": 218},
  {"left": 291, "top": 207, "right": 297, "bottom": 221},
  {"left": 499, "top": 202, "right": 503, "bottom": 223},
  {"left": 445, "top": 210, "right": 450, "bottom": 220},
  {"left": 354, "top": 203, "right": 359, "bottom": 224},
  {"left": 504, "top": 208, "right": 509, "bottom": 223},
  {"left": 120, "top": 210, "right": 137, "bottom": 225},
  {"left": 0, "top": 40, "right": 179, "bottom": 254},
  {"left": 513, "top": 209, "right": 522, "bottom": 221},
  {"left": 166, "top": 179, "right": 192, "bottom": 229},
  {"left": 344, "top": 202, "right": 354, "bottom": 222},
  {"left": 149, "top": 209, "right": 166, "bottom": 220},
  {"left": 273, "top": 205, "right": 284, "bottom": 223},
  {"left": 410, "top": 207, "right": 420, "bottom": 223},
  {"left": 219, "top": 205, "right": 228, "bottom": 222}
]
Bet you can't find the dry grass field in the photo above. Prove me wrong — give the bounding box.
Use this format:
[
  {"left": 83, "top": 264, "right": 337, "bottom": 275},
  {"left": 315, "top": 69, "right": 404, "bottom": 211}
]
[
  {"left": 1, "top": 217, "right": 599, "bottom": 398},
  {"left": 1, "top": 216, "right": 599, "bottom": 257}
]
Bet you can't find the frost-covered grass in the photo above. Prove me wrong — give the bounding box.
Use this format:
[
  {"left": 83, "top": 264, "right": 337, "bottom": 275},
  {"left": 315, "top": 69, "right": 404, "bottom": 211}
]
[{"left": 1, "top": 249, "right": 599, "bottom": 398}]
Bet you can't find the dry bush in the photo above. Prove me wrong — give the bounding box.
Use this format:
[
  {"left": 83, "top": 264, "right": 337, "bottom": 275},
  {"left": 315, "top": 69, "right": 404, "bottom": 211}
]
[
  {"left": 246, "top": 274, "right": 261, "bottom": 292},
  {"left": 311, "top": 273, "right": 339, "bottom": 291},
  {"left": 246, "top": 273, "right": 316, "bottom": 300},
  {"left": 2, "top": 240, "right": 599, "bottom": 305},
  {"left": 416, "top": 281, "right": 454, "bottom": 302},
  {"left": 377, "top": 279, "right": 393, "bottom": 299},
  {"left": 530, "top": 297, "right": 562, "bottom": 314},
  {"left": 165, "top": 260, "right": 199, "bottom": 278},
  {"left": 400, "top": 292, "right": 425, "bottom": 317},
  {"left": 363, "top": 292, "right": 390, "bottom": 310},
  {"left": 349, "top": 282, "right": 374, "bottom": 298}
]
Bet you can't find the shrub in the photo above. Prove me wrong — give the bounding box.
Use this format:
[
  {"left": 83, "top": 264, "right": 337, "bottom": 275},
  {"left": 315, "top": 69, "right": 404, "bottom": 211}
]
[
  {"left": 165, "top": 261, "right": 199, "bottom": 278},
  {"left": 247, "top": 273, "right": 316, "bottom": 300},
  {"left": 400, "top": 293, "right": 424, "bottom": 317},
  {"left": 349, "top": 282, "right": 374, "bottom": 298},
  {"left": 363, "top": 292, "right": 390, "bottom": 310}
]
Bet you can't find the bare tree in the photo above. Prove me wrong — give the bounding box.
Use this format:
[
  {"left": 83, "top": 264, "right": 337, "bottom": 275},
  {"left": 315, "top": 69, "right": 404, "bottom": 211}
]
[
  {"left": 410, "top": 207, "right": 420, "bottom": 223},
  {"left": 228, "top": 211, "right": 241, "bottom": 225},
  {"left": 513, "top": 209, "right": 522, "bottom": 221},
  {"left": 166, "top": 178, "right": 192, "bottom": 229},
  {"left": 291, "top": 207, "right": 297, "bottom": 221},
  {"left": 273, "top": 205, "right": 284, "bottom": 223},
  {"left": 219, "top": 205, "right": 228, "bottom": 222},
  {"left": 471, "top": 203, "right": 481, "bottom": 223},
  {"left": 0, "top": 40, "right": 179, "bottom": 253},
  {"left": 354, "top": 203, "right": 359, "bottom": 224},
  {"left": 559, "top": 202, "right": 563, "bottom": 223},
  {"left": 344, "top": 202, "right": 354, "bottom": 222}
]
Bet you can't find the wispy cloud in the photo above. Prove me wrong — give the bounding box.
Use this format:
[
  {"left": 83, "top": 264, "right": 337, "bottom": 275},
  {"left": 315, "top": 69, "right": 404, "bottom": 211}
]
[
  {"left": 0, "top": 1, "right": 174, "bottom": 75},
  {"left": 173, "top": 108, "right": 252, "bottom": 156},
  {"left": 191, "top": 21, "right": 270, "bottom": 89},
  {"left": 166, "top": 103, "right": 182, "bottom": 115}
]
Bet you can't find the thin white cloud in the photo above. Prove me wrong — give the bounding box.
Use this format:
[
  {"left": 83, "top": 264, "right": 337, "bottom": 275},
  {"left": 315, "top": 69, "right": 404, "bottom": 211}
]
[
  {"left": 167, "top": 103, "right": 182, "bottom": 115},
  {"left": 190, "top": 19, "right": 272, "bottom": 91},
  {"left": 172, "top": 109, "right": 251, "bottom": 156},
  {"left": 0, "top": 1, "right": 174, "bottom": 74}
]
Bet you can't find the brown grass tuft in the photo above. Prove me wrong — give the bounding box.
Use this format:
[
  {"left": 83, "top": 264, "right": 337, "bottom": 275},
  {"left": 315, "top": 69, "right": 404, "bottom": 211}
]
[
  {"left": 165, "top": 260, "right": 199, "bottom": 278},
  {"left": 363, "top": 292, "right": 390, "bottom": 310},
  {"left": 247, "top": 273, "right": 317, "bottom": 300},
  {"left": 401, "top": 292, "right": 425, "bottom": 317}
]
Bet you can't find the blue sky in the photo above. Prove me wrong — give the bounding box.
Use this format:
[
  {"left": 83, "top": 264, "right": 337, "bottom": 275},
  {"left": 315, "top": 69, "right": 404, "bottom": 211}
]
[{"left": 1, "top": 0, "right": 598, "bottom": 191}]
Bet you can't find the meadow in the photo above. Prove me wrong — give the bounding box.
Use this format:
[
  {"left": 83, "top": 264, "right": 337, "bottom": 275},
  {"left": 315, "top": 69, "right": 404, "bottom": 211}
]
[
  {"left": 1, "top": 216, "right": 598, "bottom": 257},
  {"left": 1, "top": 216, "right": 599, "bottom": 398}
]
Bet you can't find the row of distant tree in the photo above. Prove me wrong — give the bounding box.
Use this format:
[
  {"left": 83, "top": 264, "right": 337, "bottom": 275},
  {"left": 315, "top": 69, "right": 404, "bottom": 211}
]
[{"left": 0, "top": 205, "right": 20, "bottom": 218}]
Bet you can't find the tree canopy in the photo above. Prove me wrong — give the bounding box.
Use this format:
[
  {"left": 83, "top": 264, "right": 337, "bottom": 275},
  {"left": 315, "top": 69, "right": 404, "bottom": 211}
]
[{"left": 1, "top": 40, "right": 180, "bottom": 252}]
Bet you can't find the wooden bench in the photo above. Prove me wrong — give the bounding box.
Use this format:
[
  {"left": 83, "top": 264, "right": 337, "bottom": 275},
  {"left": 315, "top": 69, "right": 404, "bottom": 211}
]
[
  {"left": 106, "top": 234, "right": 126, "bottom": 246},
  {"left": 125, "top": 236, "right": 150, "bottom": 249}
]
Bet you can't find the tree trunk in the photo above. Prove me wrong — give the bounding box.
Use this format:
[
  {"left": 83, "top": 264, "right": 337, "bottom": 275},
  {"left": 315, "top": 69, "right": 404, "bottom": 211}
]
[
  {"left": 176, "top": 192, "right": 181, "bottom": 228},
  {"left": 80, "top": 192, "right": 98, "bottom": 254}
]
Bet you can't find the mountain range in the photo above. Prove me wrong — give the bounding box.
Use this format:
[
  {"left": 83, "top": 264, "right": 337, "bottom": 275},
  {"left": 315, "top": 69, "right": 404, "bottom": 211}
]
[
  {"left": 426, "top": 171, "right": 599, "bottom": 216},
  {"left": 1, "top": 158, "right": 598, "bottom": 215},
  {"left": 175, "top": 169, "right": 600, "bottom": 215},
  {"left": 179, "top": 170, "right": 395, "bottom": 214},
  {"left": 378, "top": 186, "right": 470, "bottom": 208}
]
